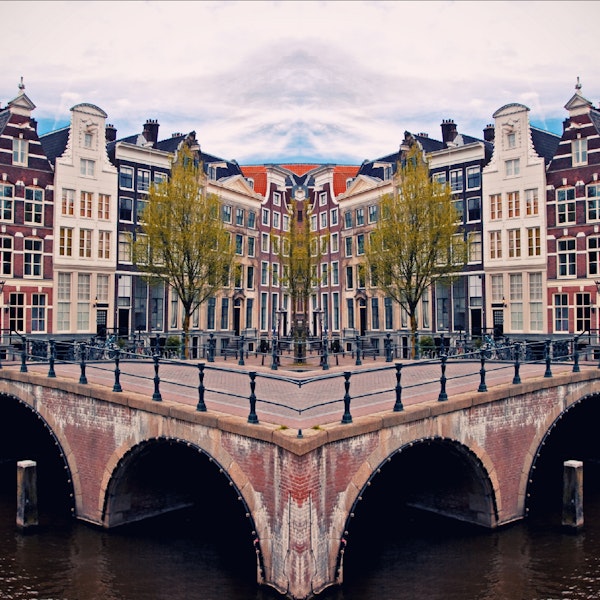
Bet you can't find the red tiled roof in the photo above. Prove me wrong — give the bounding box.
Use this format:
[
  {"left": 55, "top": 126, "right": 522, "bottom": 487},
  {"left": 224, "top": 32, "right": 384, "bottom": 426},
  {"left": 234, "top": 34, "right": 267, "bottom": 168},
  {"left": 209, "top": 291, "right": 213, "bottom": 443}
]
[
  {"left": 332, "top": 165, "right": 360, "bottom": 197},
  {"left": 240, "top": 165, "right": 268, "bottom": 197},
  {"left": 280, "top": 164, "right": 319, "bottom": 176}
]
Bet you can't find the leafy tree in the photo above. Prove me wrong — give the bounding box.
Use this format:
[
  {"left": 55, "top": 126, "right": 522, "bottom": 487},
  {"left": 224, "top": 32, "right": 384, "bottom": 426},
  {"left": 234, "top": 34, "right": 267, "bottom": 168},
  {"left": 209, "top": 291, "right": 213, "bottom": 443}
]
[
  {"left": 366, "top": 143, "right": 468, "bottom": 356},
  {"left": 278, "top": 198, "right": 323, "bottom": 360},
  {"left": 132, "top": 144, "right": 235, "bottom": 357}
]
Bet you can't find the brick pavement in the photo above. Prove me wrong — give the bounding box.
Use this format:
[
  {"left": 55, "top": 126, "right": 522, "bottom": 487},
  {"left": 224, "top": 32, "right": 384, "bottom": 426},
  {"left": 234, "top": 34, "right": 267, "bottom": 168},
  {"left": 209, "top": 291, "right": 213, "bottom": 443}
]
[{"left": 11, "top": 351, "right": 591, "bottom": 429}]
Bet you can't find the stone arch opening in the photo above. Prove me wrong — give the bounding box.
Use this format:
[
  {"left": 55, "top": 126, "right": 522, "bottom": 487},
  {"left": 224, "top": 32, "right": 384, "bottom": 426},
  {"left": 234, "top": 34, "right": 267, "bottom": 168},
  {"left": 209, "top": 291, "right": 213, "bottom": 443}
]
[
  {"left": 526, "top": 392, "right": 600, "bottom": 518},
  {"left": 337, "top": 436, "right": 497, "bottom": 582},
  {"left": 102, "top": 436, "right": 264, "bottom": 582},
  {"left": 0, "top": 393, "right": 75, "bottom": 518}
]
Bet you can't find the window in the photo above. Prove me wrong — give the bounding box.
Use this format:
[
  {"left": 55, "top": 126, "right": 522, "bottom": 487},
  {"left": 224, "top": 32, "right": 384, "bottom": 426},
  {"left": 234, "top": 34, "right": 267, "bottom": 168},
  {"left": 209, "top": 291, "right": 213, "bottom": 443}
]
[
  {"left": 248, "top": 237, "right": 256, "bottom": 257},
  {"left": 489, "top": 231, "right": 502, "bottom": 259},
  {"left": 59, "top": 227, "right": 73, "bottom": 257},
  {"left": 310, "top": 214, "right": 317, "bottom": 231},
  {"left": 505, "top": 159, "right": 520, "bottom": 177},
  {"left": 527, "top": 227, "right": 541, "bottom": 257},
  {"left": 466, "top": 166, "right": 481, "bottom": 189},
  {"left": 119, "top": 197, "right": 133, "bottom": 222},
  {"left": 554, "top": 294, "right": 569, "bottom": 332},
  {"left": 587, "top": 184, "right": 600, "bottom": 221},
  {"left": 356, "top": 208, "right": 365, "bottom": 226},
  {"left": 525, "top": 188, "right": 538, "bottom": 216},
  {"left": 452, "top": 198, "right": 464, "bottom": 222},
  {"left": 576, "top": 292, "right": 591, "bottom": 333},
  {"left": 331, "top": 261, "right": 339, "bottom": 286},
  {"left": 77, "top": 273, "right": 91, "bottom": 330},
  {"left": 58, "top": 189, "right": 73, "bottom": 217},
  {"left": 235, "top": 234, "right": 243, "bottom": 255},
  {"left": 331, "top": 233, "right": 339, "bottom": 253},
  {"left": 557, "top": 188, "right": 576, "bottom": 224},
  {"left": 433, "top": 172, "right": 446, "bottom": 185},
  {"left": 24, "top": 238, "right": 43, "bottom": 277},
  {"left": 330, "top": 208, "right": 338, "bottom": 226},
  {"left": 368, "top": 205, "right": 378, "bottom": 223},
  {"left": 31, "top": 294, "right": 47, "bottom": 332},
  {"left": 282, "top": 214, "right": 289, "bottom": 231},
  {"left": 235, "top": 207, "right": 244, "bottom": 226},
  {"left": 371, "top": 298, "right": 380, "bottom": 330},
  {"left": 84, "top": 132, "right": 93, "bottom": 148},
  {"left": 469, "top": 232, "right": 482, "bottom": 262},
  {"left": 79, "top": 229, "right": 92, "bottom": 258},
  {"left": 507, "top": 131, "right": 516, "bottom": 148},
  {"left": 248, "top": 211, "right": 257, "bottom": 229},
  {"left": 346, "top": 266, "right": 354, "bottom": 289},
  {"left": 0, "top": 184, "right": 14, "bottom": 221},
  {"left": 261, "top": 261, "right": 268, "bottom": 285},
  {"left": 344, "top": 211, "right": 352, "bottom": 229},
  {"left": 222, "top": 205, "right": 232, "bottom": 223},
  {"left": 490, "top": 194, "right": 502, "bottom": 220},
  {"left": 320, "top": 212, "right": 327, "bottom": 229},
  {"left": 57, "top": 273, "right": 71, "bottom": 331},
  {"left": 273, "top": 192, "right": 281, "bottom": 206},
  {"left": 558, "top": 238, "right": 576, "bottom": 277},
  {"left": 207, "top": 297, "right": 216, "bottom": 330},
  {"left": 588, "top": 236, "right": 600, "bottom": 276},
  {"left": 154, "top": 172, "right": 167, "bottom": 186},
  {"left": 119, "top": 166, "right": 133, "bottom": 189},
  {"left": 137, "top": 169, "right": 150, "bottom": 192},
  {"left": 467, "top": 197, "right": 481, "bottom": 222},
  {"left": 321, "top": 263, "right": 328, "bottom": 287},
  {"left": 97, "top": 274, "right": 109, "bottom": 302},
  {"left": 260, "top": 292, "right": 268, "bottom": 331},
  {"left": 0, "top": 236, "right": 12, "bottom": 276},
  {"left": 491, "top": 274, "right": 504, "bottom": 303},
  {"left": 119, "top": 232, "right": 131, "bottom": 263},
  {"left": 357, "top": 264, "right": 366, "bottom": 288},
  {"left": 98, "top": 231, "right": 111, "bottom": 259},
  {"left": 80, "top": 158, "right": 95, "bottom": 177},
  {"left": 507, "top": 191, "right": 520, "bottom": 218},
  {"left": 508, "top": 229, "right": 521, "bottom": 258},
  {"left": 509, "top": 274, "right": 523, "bottom": 330},
  {"left": 246, "top": 298, "right": 253, "bottom": 329},
  {"left": 272, "top": 263, "right": 279, "bottom": 287},
  {"left": 572, "top": 138, "right": 588, "bottom": 166},
  {"left": 357, "top": 233, "right": 365, "bottom": 255},
  {"left": 469, "top": 275, "right": 483, "bottom": 307},
  {"left": 221, "top": 298, "right": 229, "bottom": 330},
  {"left": 246, "top": 265, "right": 255, "bottom": 289},
  {"left": 261, "top": 233, "right": 270, "bottom": 253},
  {"left": 80, "top": 191, "right": 93, "bottom": 218},
  {"left": 24, "top": 188, "right": 43, "bottom": 225},
  {"left": 262, "top": 208, "right": 270, "bottom": 226},
  {"left": 13, "top": 138, "right": 28, "bottom": 165},
  {"left": 450, "top": 169, "right": 463, "bottom": 192},
  {"left": 529, "top": 273, "right": 543, "bottom": 331},
  {"left": 347, "top": 298, "right": 355, "bottom": 328},
  {"left": 98, "top": 194, "right": 110, "bottom": 220},
  {"left": 344, "top": 237, "right": 352, "bottom": 257},
  {"left": 384, "top": 297, "right": 393, "bottom": 330}
]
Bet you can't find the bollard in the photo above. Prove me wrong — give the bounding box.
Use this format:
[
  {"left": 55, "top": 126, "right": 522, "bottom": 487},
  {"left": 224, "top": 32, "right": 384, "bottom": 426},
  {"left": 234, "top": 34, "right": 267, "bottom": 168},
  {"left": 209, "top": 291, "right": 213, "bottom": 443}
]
[
  {"left": 562, "top": 460, "right": 584, "bottom": 531},
  {"left": 393, "top": 363, "right": 403, "bottom": 411},
  {"left": 478, "top": 350, "right": 488, "bottom": 392},
  {"left": 151, "top": 353, "right": 161, "bottom": 400},
  {"left": 196, "top": 363, "right": 207, "bottom": 411},
  {"left": 341, "top": 372, "right": 353, "bottom": 424},
  {"left": 438, "top": 354, "right": 448, "bottom": 401},
  {"left": 16, "top": 460, "right": 38, "bottom": 530},
  {"left": 247, "top": 372, "right": 259, "bottom": 424}
]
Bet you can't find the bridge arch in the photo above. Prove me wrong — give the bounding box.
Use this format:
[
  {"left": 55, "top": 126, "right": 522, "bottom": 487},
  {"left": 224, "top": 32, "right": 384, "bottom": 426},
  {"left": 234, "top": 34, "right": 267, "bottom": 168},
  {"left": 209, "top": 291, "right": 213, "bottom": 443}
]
[
  {"left": 101, "top": 435, "right": 265, "bottom": 580},
  {"left": 336, "top": 436, "right": 498, "bottom": 581},
  {"left": 0, "top": 392, "right": 76, "bottom": 516},
  {"left": 525, "top": 391, "right": 600, "bottom": 516}
]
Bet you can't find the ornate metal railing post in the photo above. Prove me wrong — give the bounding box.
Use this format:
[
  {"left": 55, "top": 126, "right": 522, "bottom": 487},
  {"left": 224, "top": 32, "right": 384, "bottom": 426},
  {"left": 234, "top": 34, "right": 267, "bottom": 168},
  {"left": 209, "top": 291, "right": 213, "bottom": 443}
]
[
  {"left": 247, "top": 372, "right": 258, "bottom": 424},
  {"left": 113, "top": 349, "right": 123, "bottom": 392},
  {"left": 478, "top": 350, "right": 488, "bottom": 392},
  {"left": 544, "top": 338, "right": 553, "bottom": 378},
  {"left": 572, "top": 336, "right": 580, "bottom": 373},
  {"left": 47, "top": 339, "right": 56, "bottom": 378},
  {"left": 196, "top": 363, "right": 207, "bottom": 411},
  {"left": 79, "top": 343, "right": 88, "bottom": 384},
  {"left": 20, "top": 335, "right": 27, "bottom": 373},
  {"left": 393, "top": 363, "right": 404, "bottom": 412},
  {"left": 341, "top": 371, "right": 353, "bottom": 424},
  {"left": 438, "top": 353, "right": 448, "bottom": 401},
  {"left": 512, "top": 342, "right": 521, "bottom": 385},
  {"left": 151, "top": 353, "right": 161, "bottom": 400},
  {"left": 238, "top": 335, "right": 245, "bottom": 366}
]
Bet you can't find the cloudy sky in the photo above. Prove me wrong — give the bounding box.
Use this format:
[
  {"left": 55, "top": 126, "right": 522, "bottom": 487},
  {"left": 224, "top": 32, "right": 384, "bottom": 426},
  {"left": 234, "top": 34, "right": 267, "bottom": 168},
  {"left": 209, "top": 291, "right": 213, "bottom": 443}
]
[{"left": 2, "top": 1, "right": 598, "bottom": 165}]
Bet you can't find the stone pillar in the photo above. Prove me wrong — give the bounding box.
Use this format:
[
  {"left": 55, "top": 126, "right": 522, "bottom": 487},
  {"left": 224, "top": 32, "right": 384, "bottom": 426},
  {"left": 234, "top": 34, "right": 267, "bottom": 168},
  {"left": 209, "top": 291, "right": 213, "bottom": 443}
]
[
  {"left": 16, "top": 460, "right": 38, "bottom": 530},
  {"left": 562, "top": 459, "right": 584, "bottom": 530}
]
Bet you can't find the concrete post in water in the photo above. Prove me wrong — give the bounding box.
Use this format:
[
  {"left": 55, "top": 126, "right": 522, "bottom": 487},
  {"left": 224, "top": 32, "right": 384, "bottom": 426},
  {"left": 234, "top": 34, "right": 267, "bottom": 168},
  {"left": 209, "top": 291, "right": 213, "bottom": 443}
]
[
  {"left": 562, "top": 459, "right": 584, "bottom": 530},
  {"left": 16, "top": 460, "right": 38, "bottom": 530}
]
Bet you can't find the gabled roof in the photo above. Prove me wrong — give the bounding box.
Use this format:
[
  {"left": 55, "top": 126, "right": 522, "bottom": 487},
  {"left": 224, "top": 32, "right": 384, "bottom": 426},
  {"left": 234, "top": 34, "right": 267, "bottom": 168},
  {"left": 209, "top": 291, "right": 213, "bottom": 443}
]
[
  {"left": 240, "top": 166, "right": 268, "bottom": 196},
  {"left": 39, "top": 126, "right": 70, "bottom": 167},
  {"left": 280, "top": 164, "right": 319, "bottom": 176},
  {"left": 530, "top": 127, "right": 561, "bottom": 165},
  {"left": 0, "top": 109, "right": 11, "bottom": 137},
  {"left": 589, "top": 109, "right": 600, "bottom": 136},
  {"left": 333, "top": 165, "right": 360, "bottom": 196}
]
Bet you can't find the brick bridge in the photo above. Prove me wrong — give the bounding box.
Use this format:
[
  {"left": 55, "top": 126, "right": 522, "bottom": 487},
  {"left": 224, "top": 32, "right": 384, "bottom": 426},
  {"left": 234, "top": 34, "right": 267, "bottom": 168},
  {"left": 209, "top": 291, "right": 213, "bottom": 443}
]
[{"left": 1, "top": 354, "right": 599, "bottom": 599}]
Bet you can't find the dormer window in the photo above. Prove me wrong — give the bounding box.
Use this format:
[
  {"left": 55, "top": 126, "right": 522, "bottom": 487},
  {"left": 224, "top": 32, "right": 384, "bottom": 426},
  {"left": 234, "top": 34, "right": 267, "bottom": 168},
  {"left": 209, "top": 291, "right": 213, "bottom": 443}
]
[
  {"left": 572, "top": 137, "right": 588, "bottom": 166},
  {"left": 246, "top": 178, "right": 254, "bottom": 189}
]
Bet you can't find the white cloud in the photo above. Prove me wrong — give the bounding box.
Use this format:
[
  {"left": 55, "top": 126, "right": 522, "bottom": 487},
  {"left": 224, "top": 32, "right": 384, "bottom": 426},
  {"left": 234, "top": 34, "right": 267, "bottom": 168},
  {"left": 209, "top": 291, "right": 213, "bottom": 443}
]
[{"left": 2, "top": 1, "right": 598, "bottom": 163}]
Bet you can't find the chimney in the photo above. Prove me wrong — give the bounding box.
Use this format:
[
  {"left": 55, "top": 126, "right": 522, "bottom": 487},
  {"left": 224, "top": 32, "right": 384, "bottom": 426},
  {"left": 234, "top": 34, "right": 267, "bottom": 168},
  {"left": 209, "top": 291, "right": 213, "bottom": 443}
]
[
  {"left": 441, "top": 119, "right": 458, "bottom": 145},
  {"left": 105, "top": 124, "right": 117, "bottom": 143},
  {"left": 483, "top": 123, "right": 495, "bottom": 143},
  {"left": 142, "top": 119, "right": 159, "bottom": 146}
]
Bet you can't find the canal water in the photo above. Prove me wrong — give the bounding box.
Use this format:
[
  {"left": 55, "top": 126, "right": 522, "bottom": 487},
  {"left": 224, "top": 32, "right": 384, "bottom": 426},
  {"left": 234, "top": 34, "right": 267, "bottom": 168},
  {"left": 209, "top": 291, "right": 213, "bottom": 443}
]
[{"left": 1, "top": 481, "right": 599, "bottom": 600}]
